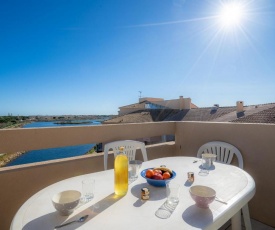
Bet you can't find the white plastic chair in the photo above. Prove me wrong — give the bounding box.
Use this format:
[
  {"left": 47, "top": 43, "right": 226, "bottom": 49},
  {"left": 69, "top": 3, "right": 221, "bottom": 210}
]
[
  {"left": 104, "top": 140, "right": 148, "bottom": 171},
  {"left": 197, "top": 141, "right": 243, "bottom": 168},
  {"left": 197, "top": 141, "right": 251, "bottom": 230}
]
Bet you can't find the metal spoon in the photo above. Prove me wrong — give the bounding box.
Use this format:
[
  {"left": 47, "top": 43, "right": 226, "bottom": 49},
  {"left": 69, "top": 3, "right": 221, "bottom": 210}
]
[
  {"left": 55, "top": 215, "right": 89, "bottom": 229},
  {"left": 215, "top": 196, "right": 228, "bottom": 205}
]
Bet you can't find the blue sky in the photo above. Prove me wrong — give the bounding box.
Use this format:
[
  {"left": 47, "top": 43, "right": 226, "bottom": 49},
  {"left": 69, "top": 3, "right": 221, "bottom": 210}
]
[{"left": 1, "top": 0, "right": 275, "bottom": 115}]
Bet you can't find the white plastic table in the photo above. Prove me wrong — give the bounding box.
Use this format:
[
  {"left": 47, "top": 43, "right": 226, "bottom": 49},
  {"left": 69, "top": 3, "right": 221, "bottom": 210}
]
[{"left": 11, "top": 157, "right": 255, "bottom": 230}]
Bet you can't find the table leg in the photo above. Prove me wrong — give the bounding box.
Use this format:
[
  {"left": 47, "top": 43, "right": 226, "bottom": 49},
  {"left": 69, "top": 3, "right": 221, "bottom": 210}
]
[
  {"left": 242, "top": 204, "right": 252, "bottom": 230},
  {"left": 231, "top": 210, "right": 242, "bottom": 230}
]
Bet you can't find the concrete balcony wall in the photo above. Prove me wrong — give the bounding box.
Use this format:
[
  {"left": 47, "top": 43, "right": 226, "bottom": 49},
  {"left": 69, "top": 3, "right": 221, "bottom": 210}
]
[
  {"left": 175, "top": 121, "right": 275, "bottom": 228},
  {"left": 0, "top": 122, "right": 175, "bottom": 153},
  {"left": 0, "top": 122, "right": 176, "bottom": 230},
  {"left": 1, "top": 121, "right": 275, "bottom": 229}
]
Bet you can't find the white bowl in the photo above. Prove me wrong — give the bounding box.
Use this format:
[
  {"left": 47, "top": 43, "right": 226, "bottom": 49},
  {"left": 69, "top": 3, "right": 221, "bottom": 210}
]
[
  {"left": 52, "top": 190, "right": 81, "bottom": 216},
  {"left": 189, "top": 185, "right": 216, "bottom": 208}
]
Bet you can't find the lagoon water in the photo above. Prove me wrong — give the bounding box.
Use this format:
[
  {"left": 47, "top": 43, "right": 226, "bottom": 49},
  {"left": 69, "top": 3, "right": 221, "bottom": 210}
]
[{"left": 6, "top": 120, "right": 100, "bottom": 167}]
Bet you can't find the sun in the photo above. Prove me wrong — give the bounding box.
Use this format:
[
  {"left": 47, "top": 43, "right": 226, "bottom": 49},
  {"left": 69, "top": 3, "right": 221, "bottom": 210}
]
[{"left": 219, "top": 2, "right": 245, "bottom": 29}]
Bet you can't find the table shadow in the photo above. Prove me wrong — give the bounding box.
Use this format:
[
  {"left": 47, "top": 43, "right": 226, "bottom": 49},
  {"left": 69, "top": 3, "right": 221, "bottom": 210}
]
[
  {"left": 23, "top": 193, "right": 123, "bottom": 230},
  {"left": 184, "top": 180, "right": 194, "bottom": 187},
  {"left": 131, "top": 182, "right": 167, "bottom": 208},
  {"left": 155, "top": 200, "right": 179, "bottom": 219},
  {"left": 23, "top": 212, "right": 60, "bottom": 230},
  {"left": 131, "top": 183, "right": 166, "bottom": 201},
  {"left": 198, "top": 165, "right": 216, "bottom": 171},
  {"left": 182, "top": 205, "right": 213, "bottom": 228}
]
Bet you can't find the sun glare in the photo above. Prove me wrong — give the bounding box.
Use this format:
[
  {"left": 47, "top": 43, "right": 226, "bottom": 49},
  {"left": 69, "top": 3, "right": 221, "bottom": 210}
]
[{"left": 219, "top": 2, "right": 245, "bottom": 28}]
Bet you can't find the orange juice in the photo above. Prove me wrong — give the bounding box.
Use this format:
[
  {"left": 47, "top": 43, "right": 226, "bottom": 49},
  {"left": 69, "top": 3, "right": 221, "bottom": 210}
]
[{"left": 114, "top": 148, "right": 128, "bottom": 196}]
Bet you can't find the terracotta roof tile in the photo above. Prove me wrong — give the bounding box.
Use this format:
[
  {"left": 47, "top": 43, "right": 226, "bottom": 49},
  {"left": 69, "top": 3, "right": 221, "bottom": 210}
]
[
  {"left": 104, "top": 103, "right": 275, "bottom": 124},
  {"left": 165, "top": 107, "right": 236, "bottom": 121},
  {"left": 103, "top": 109, "right": 179, "bottom": 124},
  {"left": 231, "top": 105, "right": 275, "bottom": 123}
]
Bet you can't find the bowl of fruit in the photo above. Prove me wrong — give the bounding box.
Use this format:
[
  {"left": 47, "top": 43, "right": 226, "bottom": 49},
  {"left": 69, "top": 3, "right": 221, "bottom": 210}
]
[{"left": 140, "top": 166, "right": 176, "bottom": 187}]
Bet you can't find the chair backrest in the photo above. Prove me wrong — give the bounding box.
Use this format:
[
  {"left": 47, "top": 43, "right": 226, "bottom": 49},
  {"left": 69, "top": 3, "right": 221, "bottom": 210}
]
[
  {"left": 104, "top": 140, "right": 148, "bottom": 170},
  {"left": 197, "top": 141, "right": 243, "bottom": 169}
]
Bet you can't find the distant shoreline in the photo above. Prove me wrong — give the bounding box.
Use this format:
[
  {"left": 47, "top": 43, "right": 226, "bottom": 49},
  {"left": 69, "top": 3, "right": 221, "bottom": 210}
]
[
  {"left": 0, "top": 121, "right": 31, "bottom": 129},
  {"left": 54, "top": 120, "right": 93, "bottom": 125},
  {"left": 0, "top": 151, "right": 26, "bottom": 167},
  {"left": 0, "top": 122, "right": 29, "bottom": 167}
]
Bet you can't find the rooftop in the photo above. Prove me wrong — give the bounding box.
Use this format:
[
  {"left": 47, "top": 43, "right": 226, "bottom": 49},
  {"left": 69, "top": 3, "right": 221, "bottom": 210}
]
[
  {"left": 104, "top": 109, "right": 179, "bottom": 124},
  {"left": 106, "top": 101, "right": 275, "bottom": 124},
  {"left": 231, "top": 104, "right": 275, "bottom": 123}
]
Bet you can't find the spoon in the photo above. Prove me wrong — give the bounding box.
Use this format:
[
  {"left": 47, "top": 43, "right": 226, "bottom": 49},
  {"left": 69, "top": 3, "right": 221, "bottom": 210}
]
[
  {"left": 215, "top": 196, "right": 228, "bottom": 205},
  {"left": 55, "top": 215, "right": 89, "bottom": 229}
]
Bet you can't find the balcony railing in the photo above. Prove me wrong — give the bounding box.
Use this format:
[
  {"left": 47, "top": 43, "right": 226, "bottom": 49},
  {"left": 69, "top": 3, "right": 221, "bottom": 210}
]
[{"left": 0, "top": 121, "right": 275, "bottom": 229}]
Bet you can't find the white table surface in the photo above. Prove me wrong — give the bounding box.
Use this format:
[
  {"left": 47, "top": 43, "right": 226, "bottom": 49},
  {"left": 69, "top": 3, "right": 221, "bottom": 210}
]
[{"left": 11, "top": 157, "right": 255, "bottom": 230}]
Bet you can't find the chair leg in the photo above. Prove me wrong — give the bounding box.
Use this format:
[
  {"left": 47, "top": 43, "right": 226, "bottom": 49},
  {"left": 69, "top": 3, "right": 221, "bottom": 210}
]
[{"left": 242, "top": 204, "right": 252, "bottom": 230}]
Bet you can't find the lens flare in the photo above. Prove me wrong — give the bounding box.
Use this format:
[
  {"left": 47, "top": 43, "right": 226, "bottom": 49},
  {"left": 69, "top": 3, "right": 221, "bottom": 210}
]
[{"left": 219, "top": 2, "right": 245, "bottom": 28}]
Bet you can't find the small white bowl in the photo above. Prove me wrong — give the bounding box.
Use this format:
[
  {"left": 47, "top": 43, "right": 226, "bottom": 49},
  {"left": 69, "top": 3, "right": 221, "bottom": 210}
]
[
  {"left": 189, "top": 185, "right": 216, "bottom": 208},
  {"left": 52, "top": 190, "right": 81, "bottom": 216}
]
